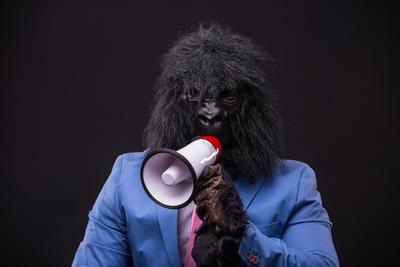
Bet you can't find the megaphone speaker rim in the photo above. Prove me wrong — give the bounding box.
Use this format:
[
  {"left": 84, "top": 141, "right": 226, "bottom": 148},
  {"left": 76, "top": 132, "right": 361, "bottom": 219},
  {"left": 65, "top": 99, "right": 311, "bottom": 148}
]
[{"left": 140, "top": 148, "right": 198, "bottom": 209}]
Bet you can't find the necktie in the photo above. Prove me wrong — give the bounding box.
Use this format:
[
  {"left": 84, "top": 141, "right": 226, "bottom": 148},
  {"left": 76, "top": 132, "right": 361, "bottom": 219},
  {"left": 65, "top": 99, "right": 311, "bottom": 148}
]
[{"left": 184, "top": 205, "right": 203, "bottom": 267}]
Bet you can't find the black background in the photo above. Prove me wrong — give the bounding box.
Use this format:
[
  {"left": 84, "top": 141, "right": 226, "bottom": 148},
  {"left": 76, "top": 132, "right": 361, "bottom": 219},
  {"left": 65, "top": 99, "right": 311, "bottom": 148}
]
[{"left": 1, "top": 1, "right": 398, "bottom": 266}]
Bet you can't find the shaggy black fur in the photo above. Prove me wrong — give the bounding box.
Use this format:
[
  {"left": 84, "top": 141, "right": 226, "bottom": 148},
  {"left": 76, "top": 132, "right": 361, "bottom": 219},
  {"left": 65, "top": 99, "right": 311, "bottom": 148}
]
[
  {"left": 143, "top": 22, "right": 285, "bottom": 179},
  {"left": 193, "top": 165, "right": 248, "bottom": 267}
]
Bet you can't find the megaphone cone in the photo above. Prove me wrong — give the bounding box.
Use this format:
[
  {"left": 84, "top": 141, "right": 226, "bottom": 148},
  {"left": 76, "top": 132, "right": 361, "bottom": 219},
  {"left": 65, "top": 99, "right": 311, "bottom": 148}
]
[{"left": 140, "top": 136, "right": 222, "bottom": 209}]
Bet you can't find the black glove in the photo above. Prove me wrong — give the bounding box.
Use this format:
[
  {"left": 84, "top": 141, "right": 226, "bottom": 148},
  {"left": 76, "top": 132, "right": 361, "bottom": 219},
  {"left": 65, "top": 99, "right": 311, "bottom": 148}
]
[{"left": 192, "top": 164, "right": 248, "bottom": 267}]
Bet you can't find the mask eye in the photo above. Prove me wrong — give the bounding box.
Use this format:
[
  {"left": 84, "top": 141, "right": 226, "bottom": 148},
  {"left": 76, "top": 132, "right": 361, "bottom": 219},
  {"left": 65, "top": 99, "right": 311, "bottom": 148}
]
[
  {"left": 219, "top": 90, "right": 239, "bottom": 105},
  {"left": 184, "top": 88, "right": 200, "bottom": 102}
]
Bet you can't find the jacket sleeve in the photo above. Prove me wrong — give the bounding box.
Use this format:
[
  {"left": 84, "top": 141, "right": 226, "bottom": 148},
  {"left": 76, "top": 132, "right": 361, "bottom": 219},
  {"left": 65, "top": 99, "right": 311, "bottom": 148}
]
[
  {"left": 72, "top": 155, "right": 133, "bottom": 267},
  {"left": 238, "top": 165, "right": 339, "bottom": 267}
]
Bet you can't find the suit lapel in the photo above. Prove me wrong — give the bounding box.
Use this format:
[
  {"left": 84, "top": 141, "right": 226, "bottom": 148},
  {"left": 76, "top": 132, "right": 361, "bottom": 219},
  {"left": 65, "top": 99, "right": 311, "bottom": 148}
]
[
  {"left": 156, "top": 205, "right": 181, "bottom": 267},
  {"left": 234, "top": 175, "right": 266, "bottom": 210}
]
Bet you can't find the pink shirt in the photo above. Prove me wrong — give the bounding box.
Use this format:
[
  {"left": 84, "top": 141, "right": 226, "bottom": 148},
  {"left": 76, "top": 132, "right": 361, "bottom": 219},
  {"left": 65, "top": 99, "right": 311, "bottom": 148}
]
[{"left": 178, "top": 201, "right": 195, "bottom": 264}]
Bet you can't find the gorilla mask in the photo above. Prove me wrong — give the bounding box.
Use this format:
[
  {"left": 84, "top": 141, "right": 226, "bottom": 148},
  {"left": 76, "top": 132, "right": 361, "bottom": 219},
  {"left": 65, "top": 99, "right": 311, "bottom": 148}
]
[{"left": 143, "top": 22, "right": 285, "bottom": 179}]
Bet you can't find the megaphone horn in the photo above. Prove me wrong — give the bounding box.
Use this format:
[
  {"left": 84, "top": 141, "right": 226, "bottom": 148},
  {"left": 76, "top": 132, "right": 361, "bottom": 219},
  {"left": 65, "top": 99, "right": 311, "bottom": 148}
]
[{"left": 140, "top": 136, "right": 222, "bottom": 209}]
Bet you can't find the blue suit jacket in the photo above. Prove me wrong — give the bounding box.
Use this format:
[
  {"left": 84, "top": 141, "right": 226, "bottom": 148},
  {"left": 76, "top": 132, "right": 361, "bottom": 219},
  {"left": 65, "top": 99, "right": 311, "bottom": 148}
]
[{"left": 72, "top": 151, "right": 339, "bottom": 266}]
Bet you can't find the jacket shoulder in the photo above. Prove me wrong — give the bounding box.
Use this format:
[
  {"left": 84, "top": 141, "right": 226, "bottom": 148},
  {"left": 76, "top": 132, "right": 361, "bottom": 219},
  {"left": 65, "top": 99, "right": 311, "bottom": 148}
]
[
  {"left": 266, "top": 159, "right": 318, "bottom": 202},
  {"left": 272, "top": 159, "right": 315, "bottom": 181},
  {"left": 117, "top": 150, "right": 148, "bottom": 168}
]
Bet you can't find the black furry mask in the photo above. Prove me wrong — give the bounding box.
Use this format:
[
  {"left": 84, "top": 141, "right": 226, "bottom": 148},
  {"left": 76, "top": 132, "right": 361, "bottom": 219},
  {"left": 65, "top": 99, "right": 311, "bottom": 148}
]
[{"left": 143, "top": 22, "right": 285, "bottom": 179}]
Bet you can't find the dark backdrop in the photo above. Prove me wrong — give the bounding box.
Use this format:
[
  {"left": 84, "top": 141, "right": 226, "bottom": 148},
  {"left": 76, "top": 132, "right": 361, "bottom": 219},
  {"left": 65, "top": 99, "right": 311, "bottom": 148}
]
[{"left": 1, "top": 1, "right": 398, "bottom": 266}]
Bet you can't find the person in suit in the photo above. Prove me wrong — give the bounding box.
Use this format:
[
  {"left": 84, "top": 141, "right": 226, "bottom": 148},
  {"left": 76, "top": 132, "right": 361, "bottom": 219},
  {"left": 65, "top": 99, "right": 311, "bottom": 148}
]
[{"left": 72, "top": 22, "right": 339, "bottom": 267}]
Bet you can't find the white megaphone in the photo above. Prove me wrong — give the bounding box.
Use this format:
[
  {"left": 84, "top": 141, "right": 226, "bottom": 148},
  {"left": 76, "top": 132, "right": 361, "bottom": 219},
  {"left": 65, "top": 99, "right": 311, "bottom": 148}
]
[{"left": 140, "top": 136, "right": 222, "bottom": 209}]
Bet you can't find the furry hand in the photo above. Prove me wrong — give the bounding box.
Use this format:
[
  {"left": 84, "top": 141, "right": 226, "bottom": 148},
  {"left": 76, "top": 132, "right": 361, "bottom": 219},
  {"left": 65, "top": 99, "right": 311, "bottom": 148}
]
[
  {"left": 192, "top": 164, "right": 248, "bottom": 266},
  {"left": 195, "top": 163, "right": 248, "bottom": 236}
]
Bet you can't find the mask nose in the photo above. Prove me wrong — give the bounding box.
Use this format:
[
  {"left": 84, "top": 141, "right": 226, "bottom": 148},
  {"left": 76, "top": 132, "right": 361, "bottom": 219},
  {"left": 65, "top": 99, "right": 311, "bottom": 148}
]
[
  {"left": 198, "top": 99, "right": 227, "bottom": 127},
  {"left": 200, "top": 101, "right": 219, "bottom": 119}
]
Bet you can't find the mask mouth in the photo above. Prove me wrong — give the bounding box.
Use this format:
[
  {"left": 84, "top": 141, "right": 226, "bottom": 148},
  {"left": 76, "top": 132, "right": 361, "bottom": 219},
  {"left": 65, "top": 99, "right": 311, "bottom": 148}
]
[{"left": 198, "top": 114, "right": 223, "bottom": 128}]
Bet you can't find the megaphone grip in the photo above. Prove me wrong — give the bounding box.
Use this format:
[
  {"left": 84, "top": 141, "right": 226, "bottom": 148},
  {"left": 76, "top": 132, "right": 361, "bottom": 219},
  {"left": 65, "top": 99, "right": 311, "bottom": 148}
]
[{"left": 198, "top": 136, "right": 222, "bottom": 159}]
